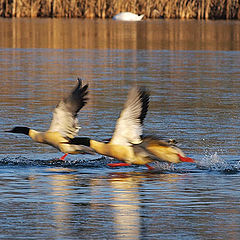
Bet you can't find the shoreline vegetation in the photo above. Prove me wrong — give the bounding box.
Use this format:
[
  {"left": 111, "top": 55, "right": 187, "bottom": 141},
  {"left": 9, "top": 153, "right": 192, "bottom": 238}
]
[{"left": 0, "top": 0, "right": 239, "bottom": 19}]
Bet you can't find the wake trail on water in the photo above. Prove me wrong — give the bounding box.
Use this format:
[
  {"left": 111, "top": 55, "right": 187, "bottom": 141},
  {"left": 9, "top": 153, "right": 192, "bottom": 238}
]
[
  {"left": 0, "top": 155, "right": 113, "bottom": 168},
  {"left": 1, "top": 153, "right": 239, "bottom": 174}
]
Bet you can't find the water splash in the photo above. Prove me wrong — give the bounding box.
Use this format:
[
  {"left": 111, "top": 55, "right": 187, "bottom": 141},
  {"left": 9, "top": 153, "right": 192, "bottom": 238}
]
[
  {"left": 152, "top": 162, "right": 176, "bottom": 171},
  {"left": 196, "top": 152, "right": 239, "bottom": 174}
]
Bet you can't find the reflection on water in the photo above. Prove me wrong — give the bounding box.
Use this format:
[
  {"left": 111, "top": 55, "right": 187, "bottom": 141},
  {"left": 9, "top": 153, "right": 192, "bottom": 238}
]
[
  {"left": 107, "top": 172, "right": 183, "bottom": 240},
  {"left": 48, "top": 168, "right": 76, "bottom": 238},
  {"left": 0, "top": 18, "right": 239, "bottom": 50},
  {"left": 0, "top": 164, "right": 239, "bottom": 239},
  {"left": 110, "top": 174, "right": 141, "bottom": 240},
  {"left": 0, "top": 18, "right": 240, "bottom": 240}
]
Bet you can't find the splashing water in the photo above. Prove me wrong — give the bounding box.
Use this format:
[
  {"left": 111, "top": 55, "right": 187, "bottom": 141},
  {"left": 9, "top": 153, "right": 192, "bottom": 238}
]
[
  {"left": 152, "top": 162, "right": 176, "bottom": 171},
  {"left": 196, "top": 152, "right": 239, "bottom": 174}
]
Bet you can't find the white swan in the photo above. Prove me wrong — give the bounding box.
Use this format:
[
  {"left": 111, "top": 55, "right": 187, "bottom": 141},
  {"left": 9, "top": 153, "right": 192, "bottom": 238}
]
[{"left": 113, "top": 12, "right": 144, "bottom": 21}]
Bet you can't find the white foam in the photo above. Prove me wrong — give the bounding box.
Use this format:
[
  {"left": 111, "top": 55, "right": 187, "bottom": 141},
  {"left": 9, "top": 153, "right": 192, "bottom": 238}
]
[{"left": 197, "top": 152, "right": 239, "bottom": 173}]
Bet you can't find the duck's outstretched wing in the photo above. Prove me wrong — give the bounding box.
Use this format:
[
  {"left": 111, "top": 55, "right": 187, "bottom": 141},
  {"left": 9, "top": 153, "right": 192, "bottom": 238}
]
[
  {"left": 48, "top": 78, "right": 88, "bottom": 138},
  {"left": 110, "top": 86, "right": 149, "bottom": 146}
]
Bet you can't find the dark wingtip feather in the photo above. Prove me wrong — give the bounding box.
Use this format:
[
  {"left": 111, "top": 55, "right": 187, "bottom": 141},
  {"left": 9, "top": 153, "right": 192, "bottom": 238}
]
[
  {"left": 138, "top": 87, "right": 150, "bottom": 124},
  {"left": 64, "top": 78, "right": 89, "bottom": 116},
  {"left": 77, "top": 78, "right": 82, "bottom": 86}
]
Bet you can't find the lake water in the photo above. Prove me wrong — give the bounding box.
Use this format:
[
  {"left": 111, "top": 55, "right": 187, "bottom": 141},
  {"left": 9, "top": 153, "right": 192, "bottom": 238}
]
[{"left": 0, "top": 18, "right": 240, "bottom": 240}]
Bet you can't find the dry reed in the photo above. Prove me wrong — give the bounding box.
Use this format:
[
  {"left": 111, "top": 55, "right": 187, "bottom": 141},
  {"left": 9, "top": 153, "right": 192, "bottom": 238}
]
[{"left": 0, "top": 0, "right": 239, "bottom": 19}]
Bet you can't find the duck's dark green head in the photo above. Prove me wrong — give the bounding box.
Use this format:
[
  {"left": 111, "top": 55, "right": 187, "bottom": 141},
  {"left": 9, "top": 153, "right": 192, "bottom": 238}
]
[
  {"left": 5, "top": 126, "right": 30, "bottom": 135},
  {"left": 67, "top": 137, "right": 91, "bottom": 147}
]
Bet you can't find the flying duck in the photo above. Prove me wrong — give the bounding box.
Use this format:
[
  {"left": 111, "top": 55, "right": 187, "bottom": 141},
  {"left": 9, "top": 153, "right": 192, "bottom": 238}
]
[
  {"left": 5, "top": 78, "right": 95, "bottom": 160},
  {"left": 66, "top": 86, "right": 194, "bottom": 169}
]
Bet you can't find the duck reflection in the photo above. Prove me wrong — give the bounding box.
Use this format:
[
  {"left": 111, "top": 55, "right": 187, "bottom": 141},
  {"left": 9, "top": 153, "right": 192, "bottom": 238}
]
[
  {"left": 109, "top": 173, "right": 141, "bottom": 240},
  {"left": 47, "top": 168, "right": 77, "bottom": 236},
  {"left": 106, "top": 171, "right": 181, "bottom": 240}
]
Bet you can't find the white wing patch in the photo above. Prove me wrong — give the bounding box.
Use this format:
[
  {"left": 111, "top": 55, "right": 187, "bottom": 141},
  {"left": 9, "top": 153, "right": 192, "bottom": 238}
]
[
  {"left": 48, "top": 101, "right": 80, "bottom": 138},
  {"left": 48, "top": 79, "right": 88, "bottom": 139},
  {"left": 110, "top": 86, "right": 149, "bottom": 146}
]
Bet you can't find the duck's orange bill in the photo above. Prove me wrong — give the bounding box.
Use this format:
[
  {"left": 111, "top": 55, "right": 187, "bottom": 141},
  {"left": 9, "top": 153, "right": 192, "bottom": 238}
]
[{"left": 178, "top": 154, "right": 195, "bottom": 163}]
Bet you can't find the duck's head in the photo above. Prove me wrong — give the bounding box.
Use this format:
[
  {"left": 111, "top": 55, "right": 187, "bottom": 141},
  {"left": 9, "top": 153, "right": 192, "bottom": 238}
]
[
  {"left": 5, "top": 126, "right": 30, "bottom": 135},
  {"left": 168, "top": 140, "right": 195, "bottom": 163},
  {"left": 173, "top": 146, "right": 195, "bottom": 163}
]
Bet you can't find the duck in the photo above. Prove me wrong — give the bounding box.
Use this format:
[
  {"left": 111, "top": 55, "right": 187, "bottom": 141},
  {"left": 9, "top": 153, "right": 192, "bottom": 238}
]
[
  {"left": 66, "top": 86, "right": 194, "bottom": 169},
  {"left": 5, "top": 78, "right": 95, "bottom": 160},
  {"left": 113, "top": 12, "right": 144, "bottom": 21}
]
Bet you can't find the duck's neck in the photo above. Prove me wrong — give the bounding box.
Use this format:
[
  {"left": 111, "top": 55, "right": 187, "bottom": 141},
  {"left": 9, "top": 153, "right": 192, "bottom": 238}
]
[
  {"left": 68, "top": 137, "right": 110, "bottom": 156},
  {"left": 90, "top": 140, "right": 109, "bottom": 156},
  {"left": 69, "top": 137, "right": 91, "bottom": 147},
  {"left": 28, "top": 129, "right": 44, "bottom": 143}
]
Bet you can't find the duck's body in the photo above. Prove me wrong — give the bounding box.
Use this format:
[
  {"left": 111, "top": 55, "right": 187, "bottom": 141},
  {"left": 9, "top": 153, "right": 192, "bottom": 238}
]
[
  {"left": 29, "top": 129, "right": 89, "bottom": 154},
  {"left": 113, "top": 12, "right": 144, "bottom": 21},
  {"left": 6, "top": 79, "right": 94, "bottom": 159},
  {"left": 67, "top": 86, "right": 194, "bottom": 168},
  {"left": 86, "top": 139, "right": 154, "bottom": 165},
  {"left": 91, "top": 140, "right": 135, "bottom": 162}
]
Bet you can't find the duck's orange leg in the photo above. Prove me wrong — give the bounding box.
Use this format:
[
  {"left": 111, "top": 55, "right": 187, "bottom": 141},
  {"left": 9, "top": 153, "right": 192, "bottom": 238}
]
[
  {"left": 108, "top": 163, "right": 131, "bottom": 167},
  {"left": 59, "top": 153, "right": 68, "bottom": 161},
  {"left": 145, "top": 164, "right": 154, "bottom": 170}
]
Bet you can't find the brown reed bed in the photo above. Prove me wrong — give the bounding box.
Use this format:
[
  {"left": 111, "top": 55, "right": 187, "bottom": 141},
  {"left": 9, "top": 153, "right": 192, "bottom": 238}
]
[{"left": 0, "top": 0, "right": 239, "bottom": 19}]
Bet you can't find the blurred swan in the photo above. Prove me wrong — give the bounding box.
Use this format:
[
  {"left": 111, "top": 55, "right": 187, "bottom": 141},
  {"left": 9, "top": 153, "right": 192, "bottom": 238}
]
[
  {"left": 113, "top": 12, "right": 144, "bottom": 21},
  {"left": 67, "top": 86, "right": 194, "bottom": 169},
  {"left": 5, "top": 78, "right": 95, "bottom": 160}
]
